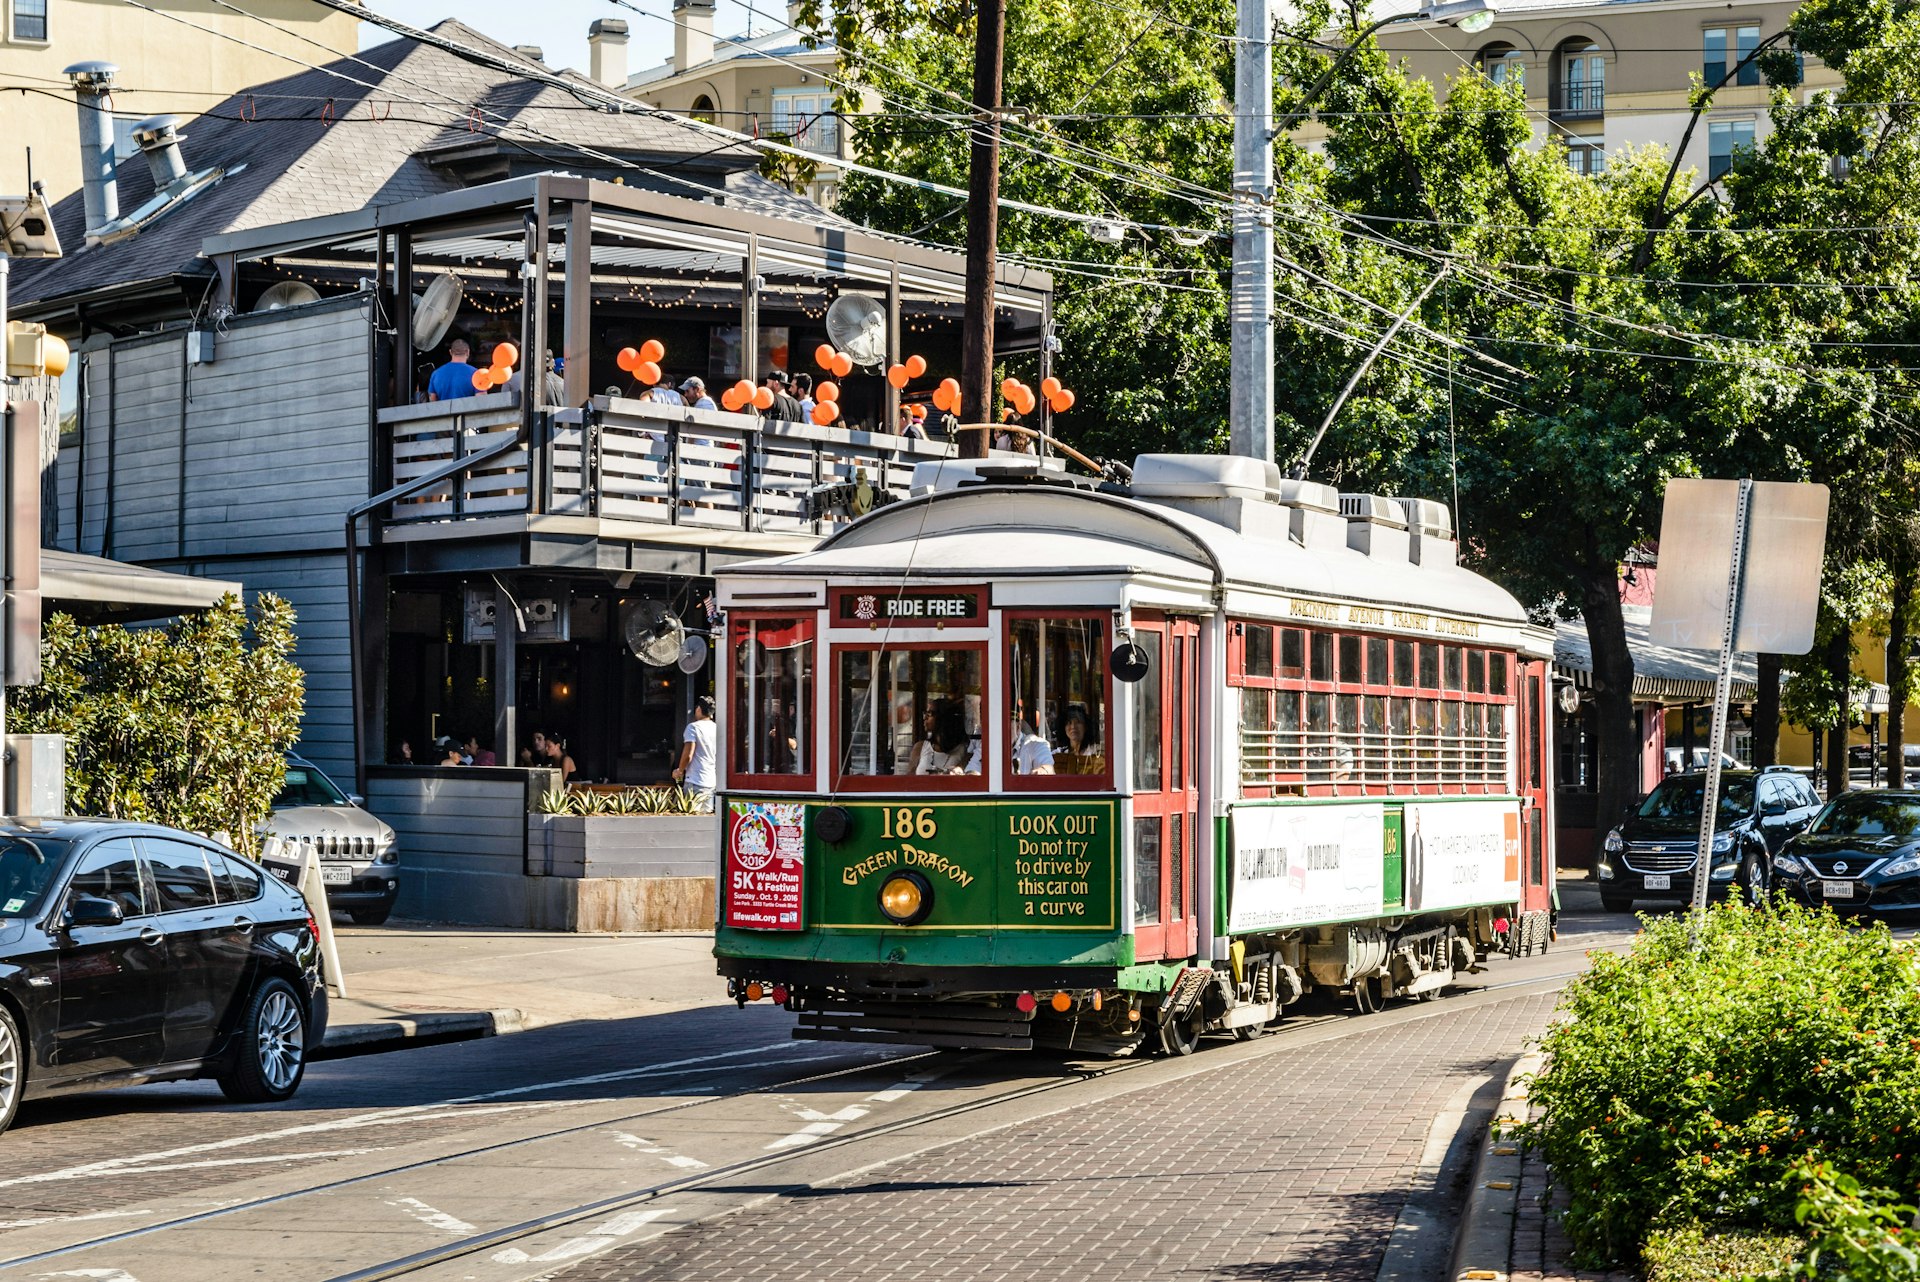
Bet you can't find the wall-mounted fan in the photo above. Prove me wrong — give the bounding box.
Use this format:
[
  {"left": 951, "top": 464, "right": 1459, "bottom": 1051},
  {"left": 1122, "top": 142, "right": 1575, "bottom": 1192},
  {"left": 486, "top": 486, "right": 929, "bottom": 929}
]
[
  {"left": 677, "top": 634, "right": 709, "bottom": 674},
  {"left": 413, "top": 272, "right": 465, "bottom": 350},
  {"left": 623, "top": 599, "right": 685, "bottom": 667},
  {"left": 253, "top": 280, "right": 321, "bottom": 312},
  {"left": 825, "top": 292, "right": 887, "bottom": 368}
]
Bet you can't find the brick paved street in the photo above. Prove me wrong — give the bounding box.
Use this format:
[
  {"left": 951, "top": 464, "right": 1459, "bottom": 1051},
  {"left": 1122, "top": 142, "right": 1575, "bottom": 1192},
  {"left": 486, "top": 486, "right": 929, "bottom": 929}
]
[{"left": 561, "top": 989, "right": 1563, "bottom": 1282}]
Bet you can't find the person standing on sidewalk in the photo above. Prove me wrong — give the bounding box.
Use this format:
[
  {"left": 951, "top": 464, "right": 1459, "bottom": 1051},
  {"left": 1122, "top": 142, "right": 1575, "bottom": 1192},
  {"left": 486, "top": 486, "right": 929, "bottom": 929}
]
[{"left": 673, "top": 696, "right": 718, "bottom": 811}]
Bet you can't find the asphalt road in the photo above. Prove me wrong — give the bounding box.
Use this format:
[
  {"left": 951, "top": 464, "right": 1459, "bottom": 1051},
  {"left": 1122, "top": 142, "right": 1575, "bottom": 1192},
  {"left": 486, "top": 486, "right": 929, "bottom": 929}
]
[{"left": 0, "top": 892, "right": 1642, "bottom": 1282}]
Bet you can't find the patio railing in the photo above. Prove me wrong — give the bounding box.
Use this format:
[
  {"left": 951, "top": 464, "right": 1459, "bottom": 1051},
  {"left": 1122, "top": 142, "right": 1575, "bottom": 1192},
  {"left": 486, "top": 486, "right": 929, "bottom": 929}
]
[{"left": 379, "top": 393, "right": 965, "bottom": 534}]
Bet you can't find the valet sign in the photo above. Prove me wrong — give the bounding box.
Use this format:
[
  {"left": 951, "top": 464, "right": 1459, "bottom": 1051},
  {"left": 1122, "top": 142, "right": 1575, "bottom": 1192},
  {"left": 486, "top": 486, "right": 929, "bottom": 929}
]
[{"left": 725, "top": 801, "right": 806, "bottom": 930}]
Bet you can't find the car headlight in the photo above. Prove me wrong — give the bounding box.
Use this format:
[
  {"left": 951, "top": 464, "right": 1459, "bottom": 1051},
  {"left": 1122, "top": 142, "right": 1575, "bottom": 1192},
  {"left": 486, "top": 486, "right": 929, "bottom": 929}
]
[
  {"left": 376, "top": 840, "right": 398, "bottom": 865},
  {"left": 1882, "top": 855, "right": 1920, "bottom": 878},
  {"left": 1711, "top": 832, "right": 1735, "bottom": 854},
  {"left": 1603, "top": 828, "right": 1624, "bottom": 854},
  {"left": 877, "top": 871, "right": 932, "bottom": 926},
  {"left": 1774, "top": 853, "right": 1805, "bottom": 875}
]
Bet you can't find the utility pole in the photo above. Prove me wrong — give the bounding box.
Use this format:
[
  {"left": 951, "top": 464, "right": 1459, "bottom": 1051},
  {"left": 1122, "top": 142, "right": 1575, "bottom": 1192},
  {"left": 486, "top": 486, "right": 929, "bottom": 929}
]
[
  {"left": 958, "top": 0, "right": 1006, "bottom": 460},
  {"left": 1229, "top": 0, "right": 1274, "bottom": 464}
]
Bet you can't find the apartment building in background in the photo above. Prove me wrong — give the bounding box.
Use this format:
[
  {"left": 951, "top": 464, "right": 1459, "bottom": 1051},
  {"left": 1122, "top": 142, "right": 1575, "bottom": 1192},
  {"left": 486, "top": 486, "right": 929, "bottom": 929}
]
[
  {"left": 1319, "top": 0, "right": 1840, "bottom": 181},
  {"left": 0, "top": 0, "right": 358, "bottom": 202},
  {"left": 609, "top": 0, "right": 852, "bottom": 208}
]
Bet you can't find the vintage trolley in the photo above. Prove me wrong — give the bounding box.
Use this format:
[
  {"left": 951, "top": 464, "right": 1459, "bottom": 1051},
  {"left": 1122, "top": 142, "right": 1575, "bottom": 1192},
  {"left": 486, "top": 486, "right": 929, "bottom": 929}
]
[{"left": 713, "top": 454, "right": 1556, "bottom": 1054}]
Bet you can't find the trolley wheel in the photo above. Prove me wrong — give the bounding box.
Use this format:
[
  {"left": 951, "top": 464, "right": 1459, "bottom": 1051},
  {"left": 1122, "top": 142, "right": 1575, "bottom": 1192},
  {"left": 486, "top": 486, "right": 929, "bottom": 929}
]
[
  {"left": 1159, "top": 1008, "right": 1202, "bottom": 1056},
  {"left": 1232, "top": 1021, "right": 1267, "bottom": 1042},
  {"left": 1349, "top": 976, "right": 1384, "bottom": 1016}
]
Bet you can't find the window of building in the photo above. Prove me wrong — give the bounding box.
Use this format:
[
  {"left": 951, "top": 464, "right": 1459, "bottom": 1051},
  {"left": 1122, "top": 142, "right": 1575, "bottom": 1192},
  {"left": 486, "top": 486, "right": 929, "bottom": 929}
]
[
  {"left": 1561, "top": 42, "right": 1604, "bottom": 113},
  {"left": 730, "top": 616, "right": 815, "bottom": 784},
  {"left": 1477, "top": 43, "right": 1525, "bottom": 87},
  {"left": 1705, "top": 26, "right": 1763, "bottom": 86},
  {"left": 836, "top": 645, "right": 984, "bottom": 787},
  {"left": 1708, "top": 118, "right": 1757, "bottom": 180},
  {"left": 1006, "top": 615, "right": 1110, "bottom": 787},
  {"left": 691, "top": 94, "right": 717, "bottom": 124},
  {"left": 11, "top": 0, "right": 47, "bottom": 41},
  {"left": 1566, "top": 139, "right": 1606, "bottom": 175},
  {"left": 771, "top": 91, "right": 839, "bottom": 155}
]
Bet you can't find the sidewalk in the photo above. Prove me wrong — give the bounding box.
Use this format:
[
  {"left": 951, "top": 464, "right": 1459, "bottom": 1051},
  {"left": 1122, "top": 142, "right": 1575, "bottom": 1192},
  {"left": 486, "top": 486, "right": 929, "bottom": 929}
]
[{"left": 319, "top": 923, "right": 723, "bottom": 1054}]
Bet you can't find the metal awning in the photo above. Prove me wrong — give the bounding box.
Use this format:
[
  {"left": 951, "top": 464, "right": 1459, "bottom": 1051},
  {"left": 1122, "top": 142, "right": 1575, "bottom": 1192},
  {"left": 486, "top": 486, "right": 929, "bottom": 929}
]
[
  {"left": 42, "top": 550, "right": 241, "bottom": 623},
  {"left": 1554, "top": 609, "right": 1763, "bottom": 705}
]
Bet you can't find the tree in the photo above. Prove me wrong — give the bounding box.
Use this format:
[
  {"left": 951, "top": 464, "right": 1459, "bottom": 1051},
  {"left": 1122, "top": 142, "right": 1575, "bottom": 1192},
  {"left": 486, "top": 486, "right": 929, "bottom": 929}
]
[{"left": 8, "top": 595, "right": 306, "bottom": 854}]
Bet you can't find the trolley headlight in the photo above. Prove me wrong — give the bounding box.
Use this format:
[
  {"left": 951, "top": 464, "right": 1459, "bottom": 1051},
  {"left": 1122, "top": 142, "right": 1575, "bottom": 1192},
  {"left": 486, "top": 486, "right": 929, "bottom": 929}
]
[{"left": 878, "top": 871, "right": 932, "bottom": 926}]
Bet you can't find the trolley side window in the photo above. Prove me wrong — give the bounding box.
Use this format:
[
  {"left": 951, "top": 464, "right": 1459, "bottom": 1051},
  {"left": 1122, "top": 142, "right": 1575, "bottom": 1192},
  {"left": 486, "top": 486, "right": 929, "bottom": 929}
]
[
  {"left": 729, "top": 615, "right": 816, "bottom": 786},
  {"left": 1006, "top": 615, "right": 1111, "bottom": 789},
  {"left": 833, "top": 645, "right": 986, "bottom": 788}
]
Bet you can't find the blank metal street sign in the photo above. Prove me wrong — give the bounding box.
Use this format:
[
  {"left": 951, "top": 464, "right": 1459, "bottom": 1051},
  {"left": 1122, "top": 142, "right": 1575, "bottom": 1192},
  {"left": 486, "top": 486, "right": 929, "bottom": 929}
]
[{"left": 1648, "top": 478, "right": 1829, "bottom": 657}]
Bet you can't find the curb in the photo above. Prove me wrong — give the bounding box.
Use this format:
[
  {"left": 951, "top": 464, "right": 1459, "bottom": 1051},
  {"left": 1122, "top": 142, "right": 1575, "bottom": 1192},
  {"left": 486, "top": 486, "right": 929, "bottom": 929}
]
[
  {"left": 1448, "top": 1048, "right": 1546, "bottom": 1282},
  {"left": 315, "top": 1007, "right": 530, "bottom": 1060}
]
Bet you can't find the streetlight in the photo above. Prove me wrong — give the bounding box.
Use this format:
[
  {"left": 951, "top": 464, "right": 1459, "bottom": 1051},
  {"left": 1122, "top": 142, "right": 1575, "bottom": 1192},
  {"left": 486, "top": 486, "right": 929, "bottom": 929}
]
[{"left": 1285, "top": 2, "right": 1502, "bottom": 123}]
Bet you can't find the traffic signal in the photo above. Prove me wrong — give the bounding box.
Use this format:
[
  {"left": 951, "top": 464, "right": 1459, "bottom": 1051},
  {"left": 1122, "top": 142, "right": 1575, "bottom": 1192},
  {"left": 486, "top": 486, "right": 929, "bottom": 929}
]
[{"left": 4, "top": 321, "right": 68, "bottom": 379}]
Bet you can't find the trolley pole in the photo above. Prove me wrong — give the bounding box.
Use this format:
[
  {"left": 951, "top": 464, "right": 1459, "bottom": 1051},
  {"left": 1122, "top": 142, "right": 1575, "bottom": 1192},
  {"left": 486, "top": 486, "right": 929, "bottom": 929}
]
[
  {"left": 1228, "top": 0, "right": 1274, "bottom": 464},
  {"left": 958, "top": 0, "right": 1006, "bottom": 461}
]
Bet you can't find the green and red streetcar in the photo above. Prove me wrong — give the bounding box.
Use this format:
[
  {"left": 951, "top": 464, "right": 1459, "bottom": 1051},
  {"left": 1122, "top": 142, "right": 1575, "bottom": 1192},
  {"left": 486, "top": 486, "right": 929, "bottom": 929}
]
[{"left": 714, "top": 453, "right": 1557, "bottom": 1054}]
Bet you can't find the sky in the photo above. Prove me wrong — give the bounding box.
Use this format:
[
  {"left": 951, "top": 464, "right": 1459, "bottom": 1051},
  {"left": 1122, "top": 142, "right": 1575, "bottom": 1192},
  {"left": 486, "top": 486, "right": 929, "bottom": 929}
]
[{"left": 358, "top": 0, "right": 780, "bottom": 83}]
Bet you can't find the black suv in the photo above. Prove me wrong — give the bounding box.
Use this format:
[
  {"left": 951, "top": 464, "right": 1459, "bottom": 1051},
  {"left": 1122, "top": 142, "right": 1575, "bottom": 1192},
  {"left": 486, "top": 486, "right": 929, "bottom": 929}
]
[{"left": 1594, "top": 767, "right": 1822, "bottom": 913}]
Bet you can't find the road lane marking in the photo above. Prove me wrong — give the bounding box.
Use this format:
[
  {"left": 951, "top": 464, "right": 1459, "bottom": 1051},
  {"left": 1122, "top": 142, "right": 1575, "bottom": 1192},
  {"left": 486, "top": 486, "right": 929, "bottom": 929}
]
[
  {"left": 385, "top": 1197, "right": 478, "bottom": 1236},
  {"left": 489, "top": 1208, "right": 672, "bottom": 1264},
  {"left": 608, "top": 1132, "right": 709, "bottom": 1171},
  {"left": 0, "top": 1044, "right": 807, "bottom": 1190},
  {"left": 0, "top": 1211, "right": 147, "bottom": 1231},
  {"left": 763, "top": 1063, "right": 963, "bottom": 1149},
  {"left": 34, "top": 1271, "right": 140, "bottom": 1281}
]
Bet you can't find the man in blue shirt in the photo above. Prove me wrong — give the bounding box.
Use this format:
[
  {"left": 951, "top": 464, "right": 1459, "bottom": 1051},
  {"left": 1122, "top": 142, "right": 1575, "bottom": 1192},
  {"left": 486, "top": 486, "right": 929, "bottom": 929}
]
[{"left": 427, "top": 339, "right": 478, "bottom": 401}]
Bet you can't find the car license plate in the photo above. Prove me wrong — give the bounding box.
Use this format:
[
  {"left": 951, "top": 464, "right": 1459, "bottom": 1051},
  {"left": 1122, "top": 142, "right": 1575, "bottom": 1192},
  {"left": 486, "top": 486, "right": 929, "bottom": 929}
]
[
  {"left": 322, "top": 865, "right": 353, "bottom": 885},
  {"left": 1644, "top": 874, "right": 1671, "bottom": 890},
  {"left": 1823, "top": 880, "right": 1854, "bottom": 899}
]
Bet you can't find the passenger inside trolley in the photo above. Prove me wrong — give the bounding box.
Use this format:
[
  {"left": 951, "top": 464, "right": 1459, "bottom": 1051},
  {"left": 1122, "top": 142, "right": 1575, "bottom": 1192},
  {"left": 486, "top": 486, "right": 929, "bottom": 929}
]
[{"left": 1055, "top": 708, "right": 1105, "bottom": 776}]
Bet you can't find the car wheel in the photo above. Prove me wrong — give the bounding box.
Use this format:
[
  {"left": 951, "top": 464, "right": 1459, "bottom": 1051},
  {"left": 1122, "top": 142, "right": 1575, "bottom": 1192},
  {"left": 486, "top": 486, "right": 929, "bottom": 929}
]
[
  {"left": 218, "top": 977, "right": 307, "bottom": 1104},
  {"left": 348, "top": 904, "right": 392, "bottom": 926},
  {"left": 1743, "top": 851, "right": 1770, "bottom": 908},
  {"left": 0, "top": 1005, "right": 25, "bottom": 1137},
  {"left": 1599, "top": 891, "right": 1634, "bottom": 913}
]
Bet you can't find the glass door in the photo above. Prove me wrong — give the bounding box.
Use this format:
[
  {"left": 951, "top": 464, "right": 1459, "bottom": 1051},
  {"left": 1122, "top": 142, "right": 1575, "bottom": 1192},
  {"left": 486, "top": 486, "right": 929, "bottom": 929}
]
[{"left": 1131, "top": 616, "right": 1200, "bottom": 961}]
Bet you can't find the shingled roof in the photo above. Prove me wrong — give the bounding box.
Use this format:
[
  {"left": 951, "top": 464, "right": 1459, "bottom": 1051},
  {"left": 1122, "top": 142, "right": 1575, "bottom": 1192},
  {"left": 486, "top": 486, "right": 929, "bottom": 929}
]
[{"left": 9, "top": 19, "right": 771, "bottom": 315}]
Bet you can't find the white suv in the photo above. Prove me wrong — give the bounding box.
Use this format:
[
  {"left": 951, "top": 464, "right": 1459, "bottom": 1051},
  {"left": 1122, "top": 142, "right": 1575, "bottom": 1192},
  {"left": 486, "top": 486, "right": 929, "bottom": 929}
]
[{"left": 265, "top": 756, "right": 399, "bottom": 925}]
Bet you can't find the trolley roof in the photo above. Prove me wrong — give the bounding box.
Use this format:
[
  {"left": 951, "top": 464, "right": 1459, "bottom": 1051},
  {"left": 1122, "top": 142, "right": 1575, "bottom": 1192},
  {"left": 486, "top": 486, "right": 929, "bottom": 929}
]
[{"left": 717, "top": 456, "right": 1533, "bottom": 640}]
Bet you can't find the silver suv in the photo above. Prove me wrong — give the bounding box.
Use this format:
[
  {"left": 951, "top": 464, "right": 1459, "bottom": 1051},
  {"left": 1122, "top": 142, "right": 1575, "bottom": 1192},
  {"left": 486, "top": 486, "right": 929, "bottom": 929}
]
[{"left": 265, "top": 756, "right": 399, "bottom": 925}]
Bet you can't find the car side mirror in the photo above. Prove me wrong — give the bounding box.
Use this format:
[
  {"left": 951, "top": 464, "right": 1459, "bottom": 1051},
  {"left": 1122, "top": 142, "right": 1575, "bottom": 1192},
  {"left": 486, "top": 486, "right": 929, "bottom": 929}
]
[
  {"left": 347, "top": 794, "right": 364, "bottom": 808},
  {"left": 1762, "top": 799, "right": 1787, "bottom": 817},
  {"left": 64, "top": 895, "right": 124, "bottom": 929}
]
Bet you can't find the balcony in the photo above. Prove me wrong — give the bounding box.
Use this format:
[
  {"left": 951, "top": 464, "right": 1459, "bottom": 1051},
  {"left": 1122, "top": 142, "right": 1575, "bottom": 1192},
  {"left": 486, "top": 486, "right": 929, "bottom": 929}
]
[
  {"left": 1555, "top": 82, "right": 1605, "bottom": 118},
  {"left": 377, "top": 393, "right": 963, "bottom": 545}
]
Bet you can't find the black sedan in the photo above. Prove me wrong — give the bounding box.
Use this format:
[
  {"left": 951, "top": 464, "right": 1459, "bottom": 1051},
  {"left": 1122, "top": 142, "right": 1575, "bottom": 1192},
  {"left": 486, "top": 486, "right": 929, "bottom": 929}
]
[
  {"left": 1774, "top": 790, "right": 1920, "bottom": 914},
  {"left": 0, "top": 819, "right": 328, "bottom": 1135}
]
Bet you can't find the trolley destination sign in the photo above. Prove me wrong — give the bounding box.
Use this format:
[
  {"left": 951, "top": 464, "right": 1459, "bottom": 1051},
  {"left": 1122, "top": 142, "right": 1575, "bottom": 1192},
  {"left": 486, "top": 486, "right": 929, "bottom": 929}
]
[
  {"left": 831, "top": 586, "right": 983, "bottom": 625},
  {"left": 816, "top": 800, "right": 1117, "bottom": 930}
]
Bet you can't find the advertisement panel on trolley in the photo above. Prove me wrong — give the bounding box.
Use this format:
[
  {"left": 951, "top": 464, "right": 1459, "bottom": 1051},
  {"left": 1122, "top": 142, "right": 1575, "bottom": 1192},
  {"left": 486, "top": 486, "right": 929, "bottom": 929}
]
[
  {"left": 724, "top": 801, "right": 807, "bottom": 930},
  {"left": 1228, "top": 802, "right": 1386, "bottom": 932},
  {"left": 1402, "top": 800, "right": 1523, "bottom": 912}
]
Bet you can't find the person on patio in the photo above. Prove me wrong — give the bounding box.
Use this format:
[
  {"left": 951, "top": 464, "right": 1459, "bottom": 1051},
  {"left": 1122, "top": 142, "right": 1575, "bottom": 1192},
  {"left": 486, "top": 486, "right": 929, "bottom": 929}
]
[
  {"left": 426, "top": 339, "right": 478, "bottom": 401},
  {"left": 672, "top": 696, "right": 718, "bottom": 811}
]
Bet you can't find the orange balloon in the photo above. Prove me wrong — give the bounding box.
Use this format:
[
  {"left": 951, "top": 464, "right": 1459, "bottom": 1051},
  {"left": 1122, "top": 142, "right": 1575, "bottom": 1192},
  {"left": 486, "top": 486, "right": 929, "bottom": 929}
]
[
  {"left": 931, "top": 387, "right": 949, "bottom": 412},
  {"left": 887, "top": 364, "right": 909, "bottom": 389},
  {"left": 616, "top": 347, "right": 638, "bottom": 372},
  {"left": 1058, "top": 389, "right": 1076, "bottom": 410},
  {"left": 1040, "top": 376, "right": 1062, "bottom": 398},
  {"left": 492, "top": 342, "right": 519, "bottom": 369},
  {"left": 942, "top": 376, "right": 960, "bottom": 390},
  {"left": 905, "top": 354, "right": 927, "bottom": 378},
  {"left": 831, "top": 353, "right": 853, "bottom": 377},
  {"left": 813, "top": 402, "right": 841, "bottom": 426},
  {"left": 1000, "top": 376, "right": 1020, "bottom": 399},
  {"left": 1017, "top": 390, "right": 1037, "bottom": 415},
  {"left": 752, "top": 386, "right": 774, "bottom": 410},
  {"left": 471, "top": 367, "right": 495, "bottom": 391},
  {"left": 734, "top": 379, "right": 755, "bottom": 401},
  {"left": 637, "top": 360, "right": 661, "bottom": 385},
  {"left": 817, "top": 381, "right": 839, "bottom": 403},
  {"left": 815, "top": 344, "right": 836, "bottom": 370},
  {"left": 639, "top": 339, "right": 665, "bottom": 364},
  {"left": 720, "top": 388, "right": 740, "bottom": 410}
]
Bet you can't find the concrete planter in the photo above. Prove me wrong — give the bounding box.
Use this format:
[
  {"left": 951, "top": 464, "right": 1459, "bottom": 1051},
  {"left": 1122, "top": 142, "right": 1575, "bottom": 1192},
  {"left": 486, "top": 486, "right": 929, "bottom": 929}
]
[
  {"left": 526, "top": 813, "right": 717, "bottom": 879},
  {"left": 521, "top": 813, "right": 718, "bottom": 931}
]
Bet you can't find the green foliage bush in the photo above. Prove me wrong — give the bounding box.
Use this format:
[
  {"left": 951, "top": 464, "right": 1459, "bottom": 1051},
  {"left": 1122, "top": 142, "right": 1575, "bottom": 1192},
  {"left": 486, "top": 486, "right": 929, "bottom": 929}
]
[
  {"left": 1525, "top": 900, "right": 1920, "bottom": 1269},
  {"left": 1771, "top": 1158, "right": 1920, "bottom": 1282},
  {"left": 1642, "top": 1223, "right": 1804, "bottom": 1282},
  {"left": 8, "top": 596, "right": 304, "bottom": 854},
  {"left": 536, "top": 787, "right": 708, "bottom": 817}
]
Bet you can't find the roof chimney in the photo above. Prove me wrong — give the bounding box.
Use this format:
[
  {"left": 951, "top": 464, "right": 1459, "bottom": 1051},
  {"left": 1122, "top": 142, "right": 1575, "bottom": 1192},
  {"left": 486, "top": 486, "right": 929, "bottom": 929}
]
[
  {"left": 787, "top": 0, "right": 805, "bottom": 27},
  {"left": 131, "top": 116, "right": 188, "bottom": 191},
  {"left": 672, "top": 0, "right": 715, "bottom": 75},
  {"left": 513, "top": 45, "right": 545, "bottom": 63},
  {"left": 63, "top": 61, "right": 119, "bottom": 238},
  {"left": 588, "top": 18, "right": 629, "bottom": 88}
]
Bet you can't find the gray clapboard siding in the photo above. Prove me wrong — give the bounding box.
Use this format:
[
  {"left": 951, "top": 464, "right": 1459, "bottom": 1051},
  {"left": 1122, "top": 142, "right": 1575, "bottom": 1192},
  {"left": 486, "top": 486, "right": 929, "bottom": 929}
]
[
  {"left": 365, "top": 771, "right": 533, "bottom": 923},
  {"left": 53, "top": 438, "right": 77, "bottom": 553}
]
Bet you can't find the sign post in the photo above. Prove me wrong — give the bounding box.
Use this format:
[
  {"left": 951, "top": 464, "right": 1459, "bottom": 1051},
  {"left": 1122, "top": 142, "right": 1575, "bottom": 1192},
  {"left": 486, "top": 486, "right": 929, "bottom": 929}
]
[{"left": 1649, "top": 478, "right": 1829, "bottom": 940}]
